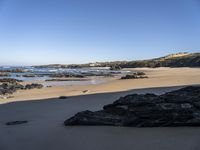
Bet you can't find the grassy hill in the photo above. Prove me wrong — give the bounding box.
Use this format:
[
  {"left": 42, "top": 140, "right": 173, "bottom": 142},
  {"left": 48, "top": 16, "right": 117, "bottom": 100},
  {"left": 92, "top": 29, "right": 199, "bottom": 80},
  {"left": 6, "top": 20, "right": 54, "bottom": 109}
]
[
  {"left": 34, "top": 52, "right": 200, "bottom": 68},
  {"left": 116, "top": 52, "right": 200, "bottom": 68}
]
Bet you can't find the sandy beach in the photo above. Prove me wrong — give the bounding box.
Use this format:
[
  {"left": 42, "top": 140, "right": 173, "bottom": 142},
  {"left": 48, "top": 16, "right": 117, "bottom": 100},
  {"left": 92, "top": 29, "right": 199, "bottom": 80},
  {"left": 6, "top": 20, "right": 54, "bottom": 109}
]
[
  {"left": 0, "top": 68, "right": 200, "bottom": 150},
  {"left": 1, "top": 0, "right": 200, "bottom": 149},
  {"left": 1, "top": 67, "right": 200, "bottom": 103}
]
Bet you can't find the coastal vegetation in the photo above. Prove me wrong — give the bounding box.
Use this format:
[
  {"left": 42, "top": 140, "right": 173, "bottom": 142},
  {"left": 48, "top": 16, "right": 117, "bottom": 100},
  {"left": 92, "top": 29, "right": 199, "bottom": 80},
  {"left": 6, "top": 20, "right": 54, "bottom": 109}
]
[{"left": 33, "top": 53, "right": 200, "bottom": 69}]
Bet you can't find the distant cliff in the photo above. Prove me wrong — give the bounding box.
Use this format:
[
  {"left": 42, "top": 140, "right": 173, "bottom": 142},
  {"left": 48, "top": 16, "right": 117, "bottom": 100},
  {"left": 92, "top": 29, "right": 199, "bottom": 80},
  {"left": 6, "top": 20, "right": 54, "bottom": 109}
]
[{"left": 33, "top": 52, "right": 200, "bottom": 68}]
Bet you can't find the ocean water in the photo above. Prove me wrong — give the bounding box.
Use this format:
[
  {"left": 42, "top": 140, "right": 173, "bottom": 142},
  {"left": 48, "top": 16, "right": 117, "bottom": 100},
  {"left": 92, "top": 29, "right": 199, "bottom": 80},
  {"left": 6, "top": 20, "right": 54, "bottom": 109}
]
[{"left": 0, "top": 66, "right": 130, "bottom": 85}]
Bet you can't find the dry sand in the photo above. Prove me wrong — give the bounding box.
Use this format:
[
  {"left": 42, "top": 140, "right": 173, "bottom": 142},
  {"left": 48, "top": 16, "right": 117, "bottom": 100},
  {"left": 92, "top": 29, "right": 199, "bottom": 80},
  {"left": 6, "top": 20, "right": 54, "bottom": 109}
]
[{"left": 0, "top": 68, "right": 200, "bottom": 150}]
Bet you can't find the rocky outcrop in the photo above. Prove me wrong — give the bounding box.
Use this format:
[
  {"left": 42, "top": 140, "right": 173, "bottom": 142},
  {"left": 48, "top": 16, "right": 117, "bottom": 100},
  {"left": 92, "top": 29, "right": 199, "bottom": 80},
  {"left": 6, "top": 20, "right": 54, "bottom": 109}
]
[
  {"left": 24, "top": 83, "right": 43, "bottom": 89},
  {"left": 64, "top": 86, "right": 200, "bottom": 127},
  {"left": 49, "top": 73, "right": 84, "bottom": 78},
  {"left": 0, "top": 78, "right": 22, "bottom": 83},
  {"left": 0, "top": 83, "right": 24, "bottom": 95},
  {"left": 0, "top": 78, "right": 24, "bottom": 96},
  {"left": 121, "top": 72, "right": 148, "bottom": 79},
  {"left": 0, "top": 78, "right": 43, "bottom": 97}
]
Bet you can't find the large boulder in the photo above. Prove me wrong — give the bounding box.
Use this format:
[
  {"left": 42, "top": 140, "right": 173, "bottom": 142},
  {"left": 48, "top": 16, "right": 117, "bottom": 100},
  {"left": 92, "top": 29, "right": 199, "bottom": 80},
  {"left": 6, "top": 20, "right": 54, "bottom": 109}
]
[{"left": 64, "top": 86, "right": 200, "bottom": 127}]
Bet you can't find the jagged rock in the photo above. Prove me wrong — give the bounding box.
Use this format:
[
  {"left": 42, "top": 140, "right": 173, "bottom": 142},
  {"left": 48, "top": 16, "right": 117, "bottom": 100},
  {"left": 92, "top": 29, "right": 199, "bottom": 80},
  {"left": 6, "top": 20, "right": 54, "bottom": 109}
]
[{"left": 64, "top": 86, "right": 200, "bottom": 127}]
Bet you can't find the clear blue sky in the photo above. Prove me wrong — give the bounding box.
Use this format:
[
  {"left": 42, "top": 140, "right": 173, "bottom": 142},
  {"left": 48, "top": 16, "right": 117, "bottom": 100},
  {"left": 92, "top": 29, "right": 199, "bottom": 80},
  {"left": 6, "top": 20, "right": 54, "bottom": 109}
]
[{"left": 0, "top": 0, "right": 199, "bottom": 65}]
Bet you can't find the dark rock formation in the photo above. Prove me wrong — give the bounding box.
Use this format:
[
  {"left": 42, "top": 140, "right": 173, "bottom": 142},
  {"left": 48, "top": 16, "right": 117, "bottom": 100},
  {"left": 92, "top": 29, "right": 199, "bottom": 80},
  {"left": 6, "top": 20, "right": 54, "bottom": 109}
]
[
  {"left": 121, "top": 72, "right": 148, "bottom": 79},
  {"left": 81, "top": 72, "right": 114, "bottom": 77},
  {"left": 0, "top": 83, "right": 23, "bottom": 95},
  {"left": 49, "top": 73, "right": 84, "bottom": 78},
  {"left": 24, "top": 83, "right": 43, "bottom": 89},
  {"left": 0, "top": 84, "right": 16, "bottom": 95},
  {"left": 0, "top": 78, "right": 22, "bottom": 83},
  {"left": 22, "top": 74, "right": 47, "bottom": 78},
  {"left": 0, "top": 78, "right": 24, "bottom": 95},
  {"left": 59, "top": 96, "right": 68, "bottom": 99},
  {"left": 6, "top": 121, "right": 28, "bottom": 126},
  {"left": 64, "top": 86, "right": 200, "bottom": 127},
  {"left": 0, "top": 78, "right": 43, "bottom": 97},
  {"left": 22, "top": 74, "right": 36, "bottom": 78}
]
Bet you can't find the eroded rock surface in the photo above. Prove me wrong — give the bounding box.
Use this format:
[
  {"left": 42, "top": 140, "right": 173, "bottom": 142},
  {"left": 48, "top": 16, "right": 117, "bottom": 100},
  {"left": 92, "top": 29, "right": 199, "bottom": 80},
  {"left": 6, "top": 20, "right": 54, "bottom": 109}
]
[
  {"left": 64, "top": 86, "right": 200, "bottom": 127},
  {"left": 0, "top": 78, "right": 43, "bottom": 98}
]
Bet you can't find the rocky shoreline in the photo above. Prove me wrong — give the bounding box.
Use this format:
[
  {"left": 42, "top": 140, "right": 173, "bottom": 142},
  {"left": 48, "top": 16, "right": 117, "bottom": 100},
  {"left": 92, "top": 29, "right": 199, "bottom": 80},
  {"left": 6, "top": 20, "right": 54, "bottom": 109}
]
[
  {"left": 64, "top": 86, "right": 200, "bottom": 127},
  {"left": 0, "top": 78, "right": 43, "bottom": 98},
  {"left": 121, "top": 72, "right": 148, "bottom": 79}
]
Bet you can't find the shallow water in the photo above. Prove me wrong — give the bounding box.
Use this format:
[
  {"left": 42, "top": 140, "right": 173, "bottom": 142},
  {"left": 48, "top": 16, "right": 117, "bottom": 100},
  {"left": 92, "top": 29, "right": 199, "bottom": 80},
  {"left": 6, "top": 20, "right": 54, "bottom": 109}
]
[{"left": 0, "top": 66, "right": 130, "bottom": 86}]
